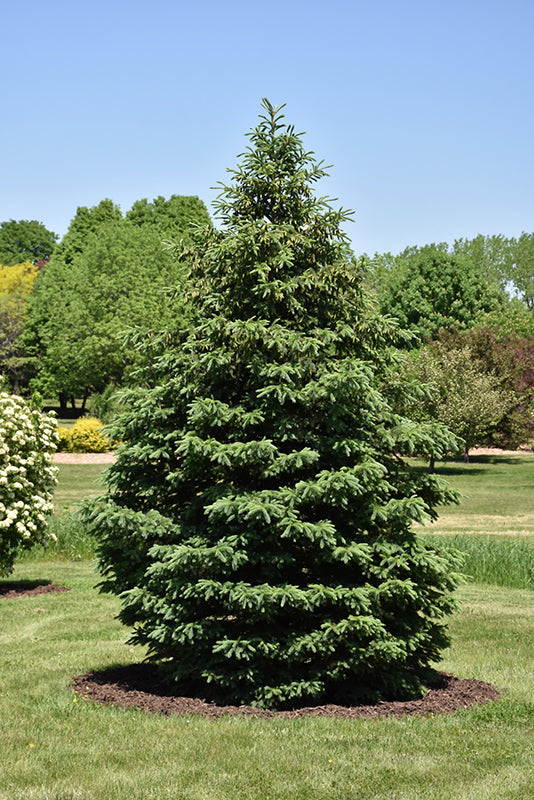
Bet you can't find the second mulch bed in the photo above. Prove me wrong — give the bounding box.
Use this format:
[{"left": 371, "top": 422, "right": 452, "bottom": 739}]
[{"left": 0, "top": 581, "right": 71, "bottom": 600}]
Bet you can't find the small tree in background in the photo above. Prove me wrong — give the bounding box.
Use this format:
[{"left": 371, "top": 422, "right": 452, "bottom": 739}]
[
  {"left": 436, "top": 320, "right": 534, "bottom": 449},
  {"left": 84, "top": 100, "right": 461, "bottom": 708},
  {"left": 405, "top": 342, "right": 513, "bottom": 468}
]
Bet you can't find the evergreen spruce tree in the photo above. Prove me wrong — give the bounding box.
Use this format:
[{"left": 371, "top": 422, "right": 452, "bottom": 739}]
[{"left": 84, "top": 100, "right": 461, "bottom": 709}]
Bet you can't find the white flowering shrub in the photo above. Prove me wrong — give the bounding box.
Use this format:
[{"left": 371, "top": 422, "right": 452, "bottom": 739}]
[{"left": 0, "top": 392, "right": 58, "bottom": 574}]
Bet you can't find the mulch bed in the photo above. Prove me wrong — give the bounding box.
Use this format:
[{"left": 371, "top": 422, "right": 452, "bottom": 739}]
[
  {"left": 71, "top": 665, "right": 500, "bottom": 720},
  {"left": 2, "top": 581, "right": 500, "bottom": 718}
]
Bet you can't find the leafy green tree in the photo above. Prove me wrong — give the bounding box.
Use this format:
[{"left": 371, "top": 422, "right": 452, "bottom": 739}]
[
  {"left": 510, "top": 232, "right": 534, "bottom": 310},
  {"left": 24, "top": 197, "right": 211, "bottom": 403},
  {"left": 23, "top": 200, "right": 124, "bottom": 403},
  {"left": 83, "top": 100, "right": 461, "bottom": 709},
  {"left": 0, "top": 220, "right": 58, "bottom": 266},
  {"left": 452, "top": 232, "right": 534, "bottom": 310},
  {"left": 405, "top": 341, "right": 513, "bottom": 465},
  {"left": 25, "top": 221, "right": 191, "bottom": 401},
  {"left": 452, "top": 234, "right": 513, "bottom": 292},
  {"left": 375, "top": 244, "right": 504, "bottom": 343}
]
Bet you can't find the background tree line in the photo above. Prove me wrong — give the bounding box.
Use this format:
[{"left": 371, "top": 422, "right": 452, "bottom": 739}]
[
  {"left": 364, "top": 238, "right": 534, "bottom": 458},
  {"left": 0, "top": 205, "right": 532, "bottom": 454}
]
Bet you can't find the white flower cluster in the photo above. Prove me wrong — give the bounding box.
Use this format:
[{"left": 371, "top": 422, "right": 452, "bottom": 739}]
[{"left": 0, "top": 392, "right": 58, "bottom": 574}]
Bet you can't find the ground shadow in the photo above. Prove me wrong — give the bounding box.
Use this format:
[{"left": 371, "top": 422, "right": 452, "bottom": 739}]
[{"left": 411, "top": 455, "right": 528, "bottom": 478}]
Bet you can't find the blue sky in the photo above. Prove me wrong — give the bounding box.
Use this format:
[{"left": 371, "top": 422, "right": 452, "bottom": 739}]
[{"left": 2, "top": 0, "right": 533, "bottom": 256}]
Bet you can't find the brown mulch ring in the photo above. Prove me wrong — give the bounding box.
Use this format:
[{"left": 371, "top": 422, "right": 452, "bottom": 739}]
[
  {"left": 71, "top": 664, "right": 501, "bottom": 719},
  {"left": 0, "top": 581, "right": 71, "bottom": 600}
]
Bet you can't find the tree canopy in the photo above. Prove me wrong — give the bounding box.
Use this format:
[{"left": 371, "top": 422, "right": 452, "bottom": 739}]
[
  {"left": 46, "top": 199, "right": 123, "bottom": 270},
  {"left": 23, "top": 196, "right": 211, "bottom": 401},
  {"left": 83, "top": 100, "right": 461, "bottom": 709},
  {"left": 370, "top": 243, "right": 504, "bottom": 343},
  {"left": 0, "top": 220, "right": 58, "bottom": 266},
  {"left": 452, "top": 232, "right": 534, "bottom": 310},
  {"left": 126, "top": 194, "right": 212, "bottom": 239},
  {"left": 511, "top": 233, "right": 534, "bottom": 310}
]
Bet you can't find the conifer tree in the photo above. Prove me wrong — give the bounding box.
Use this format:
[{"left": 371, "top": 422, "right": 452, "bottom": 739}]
[{"left": 85, "top": 100, "right": 460, "bottom": 708}]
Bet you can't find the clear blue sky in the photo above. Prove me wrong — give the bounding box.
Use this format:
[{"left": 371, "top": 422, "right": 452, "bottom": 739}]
[{"left": 2, "top": 0, "right": 533, "bottom": 256}]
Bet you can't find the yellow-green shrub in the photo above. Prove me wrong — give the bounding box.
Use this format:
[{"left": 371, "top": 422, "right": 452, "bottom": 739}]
[
  {"left": 68, "top": 417, "right": 110, "bottom": 453},
  {"left": 56, "top": 426, "right": 72, "bottom": 452}
]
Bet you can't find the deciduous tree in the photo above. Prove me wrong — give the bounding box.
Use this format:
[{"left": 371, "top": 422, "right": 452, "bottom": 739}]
[
  {"left": 510, "top": 232, "right": 534, "bottom": 310},
  {"left": 405, "top": 341, "right": 513, "bottom": 465},
  {"left": 0, "top": 220, "right": 58, "bottom": 266},
  {"left": 374, "top": 244, "right": 504, "bottom": 343},
  {"left": 437, "top": 321, "right": 534, "bottom": 448},
  {"left": 24, "top": 197, "right": 211, "bottom": 402}
]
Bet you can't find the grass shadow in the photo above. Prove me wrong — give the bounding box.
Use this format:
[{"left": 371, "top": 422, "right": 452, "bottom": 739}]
[{"left": 412, "top": 455, "right": 529, "bottom": 478}]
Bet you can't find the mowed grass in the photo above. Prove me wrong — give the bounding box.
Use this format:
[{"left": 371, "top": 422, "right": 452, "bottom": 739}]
[
  {"left": 414, "top": 453, "right": 534, "bottom": 590},
  {"left": 2, "top": 563, "right": 534, "bottom": 800},
  {"left": 416, "top": 453, "right": 534, "bottom": 537},
  {"left": 52, "top": 453, "right": 534, "bottom": 530},
  {"left": 1, "top": 455, "right": 533, "bottom": 799},
  {"left": 53, "top": 463, "right": 109, "bottom": 513}
]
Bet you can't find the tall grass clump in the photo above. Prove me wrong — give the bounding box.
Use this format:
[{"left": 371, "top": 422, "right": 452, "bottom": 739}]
[
  {"left": 20, "top": 511, "right": 96, "bottom": 562},
  {"left": 424, "top": 533, "right": 534, "bottom": 590}
]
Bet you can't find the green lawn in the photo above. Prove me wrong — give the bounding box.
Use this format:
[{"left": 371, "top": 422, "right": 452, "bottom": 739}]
[
  {"left": 52, "top": 452, "right": 534, "bottom": 529},
  {"left": 2, "top": 562, "right": 533, "bottom": 800},
  {"left": 1, "top": 455, "right": 532, "bottom": 799},
  {"left": 415, "top": 453, "right": 534, "bottom": 590},
  {"left": 53, "top": 463, "right": 108, "bottom": 513},
  {"left": 416, "top": 453, "right": 534, "bottom": 537}
]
